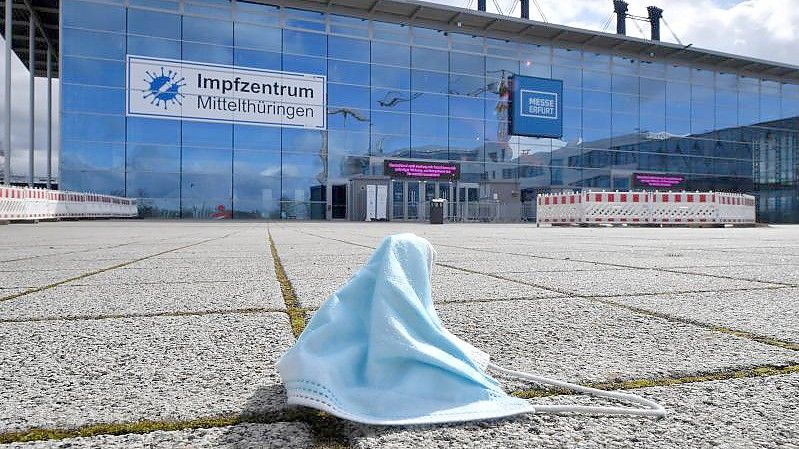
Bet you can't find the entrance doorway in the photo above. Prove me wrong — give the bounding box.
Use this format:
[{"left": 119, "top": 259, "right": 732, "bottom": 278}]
[
  {"left": 390, "top": 179, "right": 458, "bottom": 221},
  {"left": 457, "top": 183, "right": 479, "bottom": 221},
  {"left": 331, "top": 184, "right": 347, "bottom": 219}
]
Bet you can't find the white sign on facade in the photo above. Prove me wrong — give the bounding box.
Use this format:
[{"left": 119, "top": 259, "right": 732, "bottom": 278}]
[
  {"left": 376, "top": 185, "right": 387, "bottom": 220},
  {"left": 126, "top": 55, "right": 326, "bottom": 129}
]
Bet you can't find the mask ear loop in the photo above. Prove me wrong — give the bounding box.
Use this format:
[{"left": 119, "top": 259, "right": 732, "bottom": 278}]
[{"left": 487, "top": 363, "right": 666, "bottom": 418}]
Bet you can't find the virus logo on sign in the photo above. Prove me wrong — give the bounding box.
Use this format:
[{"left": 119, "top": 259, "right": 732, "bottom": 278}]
[{"left": 142, "top": 67, "right": 185, "bottom": 110}]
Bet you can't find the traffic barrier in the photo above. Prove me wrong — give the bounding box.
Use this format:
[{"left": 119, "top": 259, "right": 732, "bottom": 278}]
[
  {"left": 0, "top": 186, "right": 137, "bottom": 222},
  {"left": 536, "top": 191, "right": 756, "bottom": 226}
]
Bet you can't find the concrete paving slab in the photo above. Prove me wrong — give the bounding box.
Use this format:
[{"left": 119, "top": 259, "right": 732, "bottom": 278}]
[
  {"left": 613, "top": 289, "right": 799, "bottom": 344},
  {"left": 0, "top": 313, "right": 293, "bottom": 433},
  {"left": 0, "top": 270, "right": 88, "bottom": 289},
  {"left": 440, "top": 255, "right": 623, "bottom": 274},
  {"left": 0, "top": 280, "right": 284, "bottom": 320},
  {"left": 66, "top": 265, "right": 273, "bottom": 286},
  {"left": 351, "top": 374, "right": 799, "bottom": 449},
  {"left": 676, "top": 264, "right": 799, "bottom": 286},
  {"left": 502, "top": 269, "right": 780, "bottom": 297},
  {"left": 290, "top": 267, "right": 564, "bottom": 309},
  {"left": 0, "top": 422, "right": 314, "bottom": 449},
  {"left": 436, "top": 298, "right": 798, "bottom": 387}
]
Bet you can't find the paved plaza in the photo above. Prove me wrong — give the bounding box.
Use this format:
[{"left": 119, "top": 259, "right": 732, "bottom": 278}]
[{"left": 0, "top": 221, "right": 797, "bottom": 448}]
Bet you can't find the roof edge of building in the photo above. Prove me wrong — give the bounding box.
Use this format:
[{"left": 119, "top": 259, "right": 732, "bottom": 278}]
[{"left": 264, "top": 0, "right": 799, "bottom": 82}]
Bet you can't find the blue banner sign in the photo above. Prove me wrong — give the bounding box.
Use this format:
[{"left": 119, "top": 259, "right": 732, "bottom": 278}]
[{"left": 510, "top": 75, "right": 563, "bottom": 138}]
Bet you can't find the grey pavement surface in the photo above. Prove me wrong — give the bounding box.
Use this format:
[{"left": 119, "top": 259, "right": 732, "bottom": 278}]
[{"left": 1, "top": 221, "right": 798, "bottom": 448}]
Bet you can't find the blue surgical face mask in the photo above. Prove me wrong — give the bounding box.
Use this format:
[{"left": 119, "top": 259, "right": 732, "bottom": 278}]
[{"left": 277, "top": 233, "right": 665, "bottom": 425}]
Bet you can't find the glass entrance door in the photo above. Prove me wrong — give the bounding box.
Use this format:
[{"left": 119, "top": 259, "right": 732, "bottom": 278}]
[
  {"left": 407, "top": 181, "right": 420, "bottom": 220},
  {"left": 457, "top": 183, "right": 480, "bottom": 221},
  {"left": 390, "top": 180, "right": 455, "bottom": 221}
]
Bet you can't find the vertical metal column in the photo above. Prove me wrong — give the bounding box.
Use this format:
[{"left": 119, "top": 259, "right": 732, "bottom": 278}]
[
  {"left": 3, "top": 0, "right": 11, "bottom": 185},
  {"left": 28, "top": 15, "right": 35, "bottom": 187},
  {"left": 402, "top": 180, "right": 407, "bottom": 221},
  {"left": 46, "top": 46, "right": 51, "bottom": 189}
]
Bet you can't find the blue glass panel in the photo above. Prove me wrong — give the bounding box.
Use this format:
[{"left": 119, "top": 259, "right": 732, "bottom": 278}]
[
  {"left": 449, "top": 118, "right": 483, "bottom": 141},
  {"left": 328, "top": 36, "right": 370, "bottom": 61},
  {"left": 371, "top": 64, "right": 410, "bottom": 89},
  {"left": 411, "top": 114, "right": 447, "bottom": 137},
  {"left": 411, "top": 47, "right": 448, "bottom": 71},
  {"left": 410, "top": 93, "right": 448, "bottom": 116},
  {"left": 666, "top": 64, "right": 690, "bottom": 81},
  {"left": 234, "top": 48, "right": 281, "bottom": 70},
  {"left": 182, "top": 121, "right": 232, "bottom": 147},
  {"left": 283, "top": 54, "right": 326, "bottom": 75},
  {"left": 412, "top": 26, "right": 448, "bottom": 48},
  {"left": 552, "top": 66, "right": 579, "bottom": 89},
  {"left": 129, "top": 8, "right": 180, "bottom": 39},
  {"left": 448, "top": 140, "right": 482, "bottom": 161},
  {"left": 583, "top": 109, "right": 611, "bottom": 131},
  {"left": 129, "top": 0, "right": 180, "bottom": 10},
  {"left": 371, "top": 111, "right": 410, "bottom": 135},
  {"left": 285, "top": 19, "right": 325, "bottom": 32},
  {"left": 372, "top": 41, "right": 410, "bottom": 67},
  {"left": 583, "top": 90, "right": 611, "bottom": 111},
  {"left": 184, "top": 3, "right": 232, "bottom": 19},
  {"left": 612, "top": 93, "right": 639, "bottom": 115},
  {"left": 666, "top": 117, "right": 690, "bottom": 135},
  {"left": 584, "top": 52, "right": 610, "bottom": 71},
  {"left": 61, "top": 140, "right": 125, "bottom": 171},
  {"left": 235, "top": 1, "right": 279, "bottom": 16},
  {"left": 410, "top": 136, "right": 448, "bottom": 159},
  {"left": 328, "top": 83, "right": 369, "bottom": 109},
  {"left": 372, "top": 88, "right": 413, "bottom": 112},
  {"left": 61, "top": 169, "right": 125, "bottom": 196},
  {"left": 520, "top": 60, "right": 550, "bottom": 78},
  {"left": 583, "top": 70, "right": 611, "bottom": 91},
  {"left": 182, "top": 42, "right": 233, "bottom": 64},
  {"left": 450, "top": 52, "right": 484, "bottom": 75},
  {"left": 282, "top": 152, "right": 325, "bottom": 184},
  {"left": 372, "top": 134, "right": 411, "bottom": 156},
  {"left": 235, "top": 23, "right": 281, "bottom": 52},
  {"left": 63, "top": 1, "right": 125, "bottom": 32},
  {"left": 716, "top": 89, "right": 738, "bottom": 129},
  {"left": 63, "top": 84, "right": 125, "bottom": 114},
  {"left": 739, "top": 91, "right": 760, "bottom": 125},
  {"left": 63, "top": 28, "right": 125, "bottom": 59},
  {"left": 62, "top": 113, "right": 125, "bottom": 142},
  {"left": 612, "top": 74, "right": 638, "bottom": 94},
  {"left": 283, "top": 30, "right": 327, "bottom": 56},
  {"left": 62, "top": 57, "right": 125, "bottom": 87},
  {"left": 327, "top": 60, "right": 369, "bottom": 85},
  {"left": 128, "top": 117, "right": 180, "bottom": 144},
  {"left": 666, "top": 82, "right": 690, "bottom": 117},
  {"left": 449, "top": 74, "right": 484, "bottom": 97},
  {"left": 183, "top": 16, "right": 233, "bottom": 45},
  {"left": 449, "top": 95, "right": 484, "bottom": 119},
  {"left": 562, "top": 87, "right": 581, "bottom": 109},
  {"left": 127, "top": 171, "right": 180, "bottom": 197},
  {"left": 639, "top": 60, "right": 665, "bottom": 78},
  {"left": 328, "top": 130, "right": 370, "bottom": 155},
  {"left": 182, "top": 147, "right": 232, "bottom": 176},
  {"left": 330, "top": 24, "right": 369, "bottom": 38},
  {"left": 612, "top": 56, "right": 637, "bottom": 74},
  {"left": 127, "top": 144, "right": 181, "bottom": 172},
  {"left": 760, "top": 95, "right": 781, "bottom": 121},
  {"left": 282, "top": 129, "right": 325, "bottom": 152},
  {"left": 234, "top": 124, "right": 281, "bottom": 150},
  {"left": 486, "top": 57, "right": 518, "bottom": 77},
  {"left": 411, "top": 69, "right": 447, "bottom": 94},
  {"left": 127, "top": 35, "right": 181, "bottom": 59},
  {"left": 328, "top": 108, "right": 370, "bottom": 131},
  {"left": 692, "top": 68, "right": 714, "bottom": 85}
]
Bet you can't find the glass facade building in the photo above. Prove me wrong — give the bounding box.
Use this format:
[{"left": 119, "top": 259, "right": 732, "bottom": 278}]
[{"left": 60, "top": 0, "right": 799, "bottom": 221}]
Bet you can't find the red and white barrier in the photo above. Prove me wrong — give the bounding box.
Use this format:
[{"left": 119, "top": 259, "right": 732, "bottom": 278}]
[
  {"left": 0, "top": 186, "right": 137, "bottom": 222},
  {"left": 537, "top": 191, "right": 755, "bottom": 226}
]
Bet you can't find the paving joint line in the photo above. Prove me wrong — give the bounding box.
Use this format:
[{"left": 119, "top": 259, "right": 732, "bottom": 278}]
[
  {"left": 0, "top": 408, "right": 351, "bottom": 447},
  {"left": 296, "top": 231, "right": 799, "bottom": 353},
  {"left": 511, "top": 363, "right": 799, "bottom": 398},
  {"left": 0, "top": 232, "right": 241, "bottom": 303},
  {"left": 0, "top": 307, "right": 286, "bottom": 324},
  {"left": 268, "top": 229, "right": 307, "bottom": 338}
]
